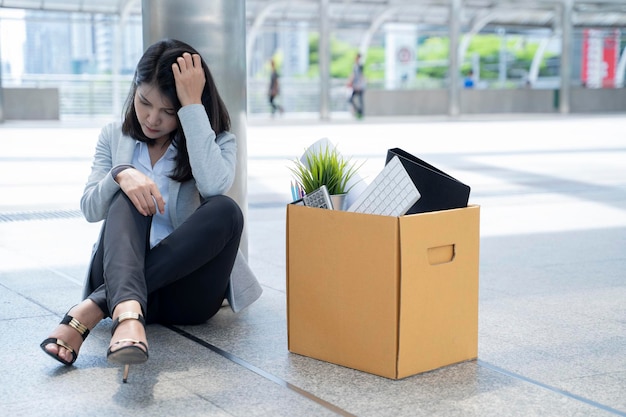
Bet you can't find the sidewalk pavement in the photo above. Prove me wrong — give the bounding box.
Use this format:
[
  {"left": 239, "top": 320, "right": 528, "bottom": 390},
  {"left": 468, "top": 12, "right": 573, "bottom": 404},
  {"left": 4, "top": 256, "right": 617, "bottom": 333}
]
[{"left": 1, "top": 114, "right": 625, "bottom": 416}]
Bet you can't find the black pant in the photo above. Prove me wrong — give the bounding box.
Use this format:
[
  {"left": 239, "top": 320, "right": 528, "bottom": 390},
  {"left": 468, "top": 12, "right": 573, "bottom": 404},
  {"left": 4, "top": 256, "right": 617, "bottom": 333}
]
[
  {"left": 269, "top": 95, "right": 282, "bottom": 114},
  {"left": 349, "top": 90, "right": 363, "bottom": 116},
  {"left": 87, "top": 192, "right": 243, "bottom": 325}
]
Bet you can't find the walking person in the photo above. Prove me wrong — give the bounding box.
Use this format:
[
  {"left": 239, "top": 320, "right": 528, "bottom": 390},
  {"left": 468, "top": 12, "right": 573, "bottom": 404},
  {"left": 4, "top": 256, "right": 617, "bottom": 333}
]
[
  {"left": 268, "top": 59, "right": 284, "bottom": 116},
  {"left": 464, "top": 69, "right": 475, "bottom": 88},
  {"left": 40, "top": 38, "right": 261, "bottom": 383},
  {"left": 347, "top": 52, "right": 366, "bottom": 119}
]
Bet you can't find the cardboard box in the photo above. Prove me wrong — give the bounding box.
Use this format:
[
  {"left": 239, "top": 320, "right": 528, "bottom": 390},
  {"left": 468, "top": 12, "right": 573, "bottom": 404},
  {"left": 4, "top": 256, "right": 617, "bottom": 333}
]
[{"left": 286, "top": 204, "right": 480, "bottom": 379}]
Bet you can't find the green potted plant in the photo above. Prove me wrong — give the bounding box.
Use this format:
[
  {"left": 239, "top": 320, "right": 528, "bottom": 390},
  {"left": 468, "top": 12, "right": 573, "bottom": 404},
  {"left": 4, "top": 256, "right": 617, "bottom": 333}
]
[{"left": 289, "top": 143, "right": 362, "bottom": 210}]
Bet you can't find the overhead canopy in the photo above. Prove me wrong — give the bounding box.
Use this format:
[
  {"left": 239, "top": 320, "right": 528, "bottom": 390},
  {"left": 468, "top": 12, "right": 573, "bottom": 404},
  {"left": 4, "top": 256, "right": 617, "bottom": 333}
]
[
  {"left": 246, "top": 0, "right": 626, "bottom": 31},
  {"left": 2, "top": 0, "right": 626, "bottom": 30},
  {"left": 0, "top": 0, "right": 141, "bottom": 14}
]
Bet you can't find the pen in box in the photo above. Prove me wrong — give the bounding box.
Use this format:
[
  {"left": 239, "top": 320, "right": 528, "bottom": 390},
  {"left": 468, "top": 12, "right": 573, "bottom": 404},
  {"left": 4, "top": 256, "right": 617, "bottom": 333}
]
[{"left": 290, "top": 181, "right": 298, "bottom": 201}]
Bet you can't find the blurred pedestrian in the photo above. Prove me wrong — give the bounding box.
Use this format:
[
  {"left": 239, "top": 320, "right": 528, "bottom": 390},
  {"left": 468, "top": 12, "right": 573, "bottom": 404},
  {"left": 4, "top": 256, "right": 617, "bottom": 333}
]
[
  {"left": 268, "top": 59, "right": 284, "bottom": 116},
  {"left": 464, "top": 70, "right": 475, "bottom": 88},
  {"left": 347, "top": 52, "right": 365, "bottom": 119}
]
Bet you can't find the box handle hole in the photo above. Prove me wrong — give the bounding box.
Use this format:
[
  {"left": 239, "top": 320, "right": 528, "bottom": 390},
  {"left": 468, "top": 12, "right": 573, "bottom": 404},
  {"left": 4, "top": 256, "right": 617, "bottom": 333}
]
[{"left": 428, "top": 244, "right": 455, "bottom": 265}]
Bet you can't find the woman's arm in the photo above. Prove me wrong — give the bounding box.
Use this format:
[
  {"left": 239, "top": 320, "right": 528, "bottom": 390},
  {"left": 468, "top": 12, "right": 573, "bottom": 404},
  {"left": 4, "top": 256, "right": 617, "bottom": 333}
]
[
  {"left": 172, "top": 53, "right": 236, "bottom": 198},
  {"left": 178, "top": 105, "right": 237, "bottom": 197},
  {"left": 80, "top": 123, "right": 124, "bottom": 222}
]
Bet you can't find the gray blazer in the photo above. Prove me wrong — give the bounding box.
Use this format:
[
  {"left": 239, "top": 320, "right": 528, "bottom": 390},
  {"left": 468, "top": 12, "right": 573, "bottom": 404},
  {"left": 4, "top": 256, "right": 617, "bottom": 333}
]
[{"left": 80, "top": 104, "right": 262, "bottom": 313}]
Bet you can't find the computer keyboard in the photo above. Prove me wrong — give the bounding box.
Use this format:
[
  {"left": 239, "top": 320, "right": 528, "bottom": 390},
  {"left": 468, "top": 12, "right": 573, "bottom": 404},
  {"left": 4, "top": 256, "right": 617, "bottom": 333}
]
[{"left": 347, "top": 156, "right": 421, "bottom": 216}]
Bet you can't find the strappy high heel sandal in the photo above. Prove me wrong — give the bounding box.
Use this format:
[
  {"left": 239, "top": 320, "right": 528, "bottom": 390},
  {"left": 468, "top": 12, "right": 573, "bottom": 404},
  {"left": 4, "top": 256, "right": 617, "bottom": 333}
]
[
  {"left": 40, "top": 309, "right": 90, "bottom": 366},
  {"left": 106, "top": 311, "right": 149, "bottom": 383}
]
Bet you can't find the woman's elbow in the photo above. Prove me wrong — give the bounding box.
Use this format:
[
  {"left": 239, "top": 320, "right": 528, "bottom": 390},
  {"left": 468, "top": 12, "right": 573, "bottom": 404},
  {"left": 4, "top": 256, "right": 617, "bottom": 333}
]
[
  {"left": 199, "top": 177, "right": 234, "bottom": 197},
  {"left": 81, "top": 208, "right": 101, "bottom": 223},
  {"left": 80, "top": 200, "right": 104, "bottom": 223}
]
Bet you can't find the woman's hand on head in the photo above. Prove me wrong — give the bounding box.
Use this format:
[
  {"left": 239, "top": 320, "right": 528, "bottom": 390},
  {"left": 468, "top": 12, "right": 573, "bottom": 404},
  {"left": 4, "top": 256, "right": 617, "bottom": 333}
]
[
  {"left": 172, "top": 52, "right": 206, "bottom": 107},
  {"left": 115, "top": 168, "right": 165, "bottom": 216}
]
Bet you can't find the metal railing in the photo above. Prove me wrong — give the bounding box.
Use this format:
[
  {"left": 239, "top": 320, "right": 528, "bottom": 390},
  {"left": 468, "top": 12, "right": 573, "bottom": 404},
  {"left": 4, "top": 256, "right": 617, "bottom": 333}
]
[
  {"left": 4, "top": 74, "right": 366, "bottom": 118},
  {"left": 3, "top": 73, "right": 563, "bottom": 119},
  {"left": 3, "top": 74, "right": 132, "bottom": 118}
]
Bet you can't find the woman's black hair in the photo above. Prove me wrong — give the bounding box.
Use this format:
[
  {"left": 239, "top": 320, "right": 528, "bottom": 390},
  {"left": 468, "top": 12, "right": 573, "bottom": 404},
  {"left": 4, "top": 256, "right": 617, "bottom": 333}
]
[{"left": 121, "top": 38, "right": 231, "bottom": 182}]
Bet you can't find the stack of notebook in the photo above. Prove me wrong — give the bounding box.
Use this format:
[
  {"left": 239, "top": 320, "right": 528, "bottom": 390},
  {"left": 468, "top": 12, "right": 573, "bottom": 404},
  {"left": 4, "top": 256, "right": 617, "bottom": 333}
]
[
  {"left": 386, "top": 148, "right": 470, "bottom": 214},
  {"left": 347, "top": 148, "right": 470, "bottom": 216}
]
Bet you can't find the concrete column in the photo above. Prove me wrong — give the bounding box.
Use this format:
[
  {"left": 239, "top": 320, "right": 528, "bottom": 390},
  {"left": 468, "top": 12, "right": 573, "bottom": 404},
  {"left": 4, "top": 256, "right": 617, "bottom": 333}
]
[
  {"left": 448, "top": 0, "right": 461, "bottom": 116},
  {"left": 497, "top": 27, "right": 507, "bottom": 85},
  {"left": 559, "top": 0, "right": 572, "bottom": 114},
  {"left": 112, "top": 0, "right": 139, "bottom": 119},
  {"left": 0, "top": 35, "right": 4, "bottom": 123},
  {"left": 142, "top": 0, "right": 249, "bottom": 255},
  {"left": 319, "top": 0, "right": 331, "bottom": 120}
]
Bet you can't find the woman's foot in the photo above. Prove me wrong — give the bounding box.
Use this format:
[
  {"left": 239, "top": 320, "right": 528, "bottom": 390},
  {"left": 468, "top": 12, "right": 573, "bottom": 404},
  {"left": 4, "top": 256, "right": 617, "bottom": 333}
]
[
  {"left": 41, "top": 299, "right": 104, "bottom": 365},
  {"left": 108, "top": 300, "right": 148, "bottom": 356},
  {"left": 108, "top": 300, "right": 149, "bottom": 382}
]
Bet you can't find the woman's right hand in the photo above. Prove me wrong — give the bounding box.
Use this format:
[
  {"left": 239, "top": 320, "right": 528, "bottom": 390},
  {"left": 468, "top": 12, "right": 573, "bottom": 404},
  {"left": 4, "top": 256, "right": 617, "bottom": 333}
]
[
  {"left": 115, "top": 168, "right": 165, "bottom": 216},
  {"left": 172, "top": 52, "right": 205, "bottom": 107}
]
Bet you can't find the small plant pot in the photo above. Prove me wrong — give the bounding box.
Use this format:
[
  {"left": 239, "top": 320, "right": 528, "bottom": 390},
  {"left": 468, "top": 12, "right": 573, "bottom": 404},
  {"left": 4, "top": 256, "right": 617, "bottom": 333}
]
[{"left": 330, "top": 193, "right": 347, "bottom": 211}]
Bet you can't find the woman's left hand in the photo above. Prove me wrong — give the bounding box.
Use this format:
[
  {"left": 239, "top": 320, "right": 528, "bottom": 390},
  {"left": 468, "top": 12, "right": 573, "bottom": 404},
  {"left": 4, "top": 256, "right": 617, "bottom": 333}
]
[{"left": 172, "top": 52, "right": 206, "bottom": 106}]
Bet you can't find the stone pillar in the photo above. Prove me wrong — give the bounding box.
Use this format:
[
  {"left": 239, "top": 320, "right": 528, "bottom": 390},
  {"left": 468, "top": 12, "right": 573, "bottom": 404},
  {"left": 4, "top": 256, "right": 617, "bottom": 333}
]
[
  {"left": 0, "top": 36, "right": 4, "bottom": 123},
  {"left": 142, "top": 0, "right": 249, "bottom": 255},
  {"left": 448, "top": 0, "right": 461, "bottom": 116},
  {"left": 559, "top": 0, "right": 572, "bottom": 114},
  {"left": 319, "top": 0, "right": 331, "bottom": 120}
]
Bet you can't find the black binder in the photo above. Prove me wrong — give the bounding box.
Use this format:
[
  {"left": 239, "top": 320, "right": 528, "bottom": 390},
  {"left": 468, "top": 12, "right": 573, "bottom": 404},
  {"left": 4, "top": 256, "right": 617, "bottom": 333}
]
[{"left": 386, "top": 148, "right": 470, "bottom": 214}]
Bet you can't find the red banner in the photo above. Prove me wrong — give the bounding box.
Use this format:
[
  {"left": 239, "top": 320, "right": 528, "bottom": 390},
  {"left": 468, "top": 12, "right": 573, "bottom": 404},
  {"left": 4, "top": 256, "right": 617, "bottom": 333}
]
[{"left": 582, "top": 29, "right": 620, "bottom": 88}]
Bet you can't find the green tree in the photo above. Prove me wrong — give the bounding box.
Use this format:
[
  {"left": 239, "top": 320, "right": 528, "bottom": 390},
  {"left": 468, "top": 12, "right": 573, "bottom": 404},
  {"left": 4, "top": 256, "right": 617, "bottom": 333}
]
[
  {"left": 307, "top": 33, "right": 384, "bottom": 81},
  {"left": 415, "top": 34, "right": 556, "bottom": 81},
  {"left": 307, "top": 32, "right": 555, "bottom": 84},
  {"left": 307, "top": 33, "right": 357, "bottom": 78},
  {"left": 416, "top": 36, "right": 449, "bottom": 79}
]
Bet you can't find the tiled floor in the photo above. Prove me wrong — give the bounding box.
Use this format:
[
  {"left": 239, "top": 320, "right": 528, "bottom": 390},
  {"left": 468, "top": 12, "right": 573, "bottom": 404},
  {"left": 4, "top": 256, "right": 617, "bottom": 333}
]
[{"left": 1, "top": 114, "right": 625, "bottom": 416}]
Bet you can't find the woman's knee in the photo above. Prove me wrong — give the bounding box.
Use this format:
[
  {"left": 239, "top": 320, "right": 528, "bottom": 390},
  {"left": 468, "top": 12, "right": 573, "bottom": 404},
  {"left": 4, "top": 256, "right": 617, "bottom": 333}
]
[
  {"left": 109, "top": 191, "right": 144, "bottom": 219},
  {"left": 200, "top": 195, "right": 244, "bottom": 235}
]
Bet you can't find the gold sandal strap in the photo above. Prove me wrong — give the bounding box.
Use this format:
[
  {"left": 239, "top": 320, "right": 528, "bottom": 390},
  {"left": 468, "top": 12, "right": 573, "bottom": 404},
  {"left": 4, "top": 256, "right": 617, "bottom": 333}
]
[
  {"left": 54, "top": 338, "right": 75, "bottom": 354},
  {"left": 111, "top": 338, "right": 144, "bottom": 346},
  {"left": 111, "top": 311, "right": 146, "bottom": 335},
  {"left": 60, "top": 314, "right": 90, "bottom": 340},
  {"left": 109, "top": 339, "right": 148, "bottom": 355},
  {"left": 68, "top": 317, "right": 89, "bottom": 335},
  {"left": 117, "top": 312, "right": 142, "bottom": 323}
]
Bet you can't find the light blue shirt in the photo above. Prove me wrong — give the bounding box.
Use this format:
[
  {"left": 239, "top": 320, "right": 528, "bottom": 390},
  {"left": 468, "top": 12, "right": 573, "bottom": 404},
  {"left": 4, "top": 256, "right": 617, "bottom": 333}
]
[{"left": 132, "top": 141, "right": 177, "bottom": 248}]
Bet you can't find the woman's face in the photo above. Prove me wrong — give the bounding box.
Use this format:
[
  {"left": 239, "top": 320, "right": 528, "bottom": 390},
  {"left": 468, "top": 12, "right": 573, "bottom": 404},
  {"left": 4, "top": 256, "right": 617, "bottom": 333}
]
[{"left": 134, "top": 83, "right": 178, "bottom": 142}]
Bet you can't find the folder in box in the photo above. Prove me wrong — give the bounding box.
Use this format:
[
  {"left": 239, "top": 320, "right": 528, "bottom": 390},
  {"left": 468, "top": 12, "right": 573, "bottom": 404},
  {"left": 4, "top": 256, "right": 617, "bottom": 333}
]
[{"left": 386, "top": 148, "right": 470, "bottom": 214}]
